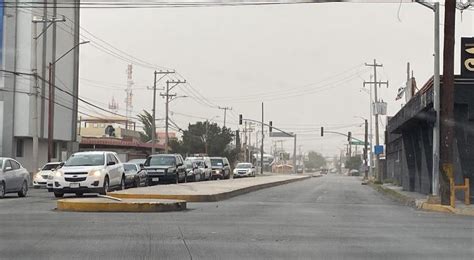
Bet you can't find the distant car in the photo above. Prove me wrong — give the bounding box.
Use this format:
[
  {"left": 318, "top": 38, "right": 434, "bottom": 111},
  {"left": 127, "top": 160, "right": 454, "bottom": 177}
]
[
  {"left": 210, "top": 157, "right": 231, "bottom": 180},
  {"left": 33, "top": 162, "right": 61, "bottom": 189},
  {"left": 144, "top": 154, "right": 186, "bottom": 184},
  {"left": 0, "top": 158, "right": 30, "bottom": 198},
  {"left": 184, "top": 160, "right": 202, "bottom": 182},
  {"left": 123, "top": 163, "right": 147, "bottom": 188},
  {"left": 127, "top": 158, "right": 146, "bottom": 164},
  {"left": 296, "top": 165, "right": 304, "bottom": 174},
  {"left": 233, "top": 163, "right": 256, "bottom": 178},
  {"left": 321, "top": 168, "right": 328, "bottom": 175},
  {"left": 52, "top": 151, "right": 125, "bottom": 198},
  {"left": 185, "top": 156, "right": 212, "bottom": 181}
]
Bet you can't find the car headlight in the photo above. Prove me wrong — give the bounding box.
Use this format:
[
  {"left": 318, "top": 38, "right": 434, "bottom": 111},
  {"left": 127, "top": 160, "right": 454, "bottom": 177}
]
[
  {"left": 88, "top": 170, "right": 102, "bottom": 177},
  {"left": 54, "top": 170, "right": 64, "bottom": 177}
]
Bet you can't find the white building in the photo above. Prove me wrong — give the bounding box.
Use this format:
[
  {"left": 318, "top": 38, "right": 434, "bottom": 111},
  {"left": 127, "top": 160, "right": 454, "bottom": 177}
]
[{"left": 0, "top": 1, "right": 80, "bottom": 172}]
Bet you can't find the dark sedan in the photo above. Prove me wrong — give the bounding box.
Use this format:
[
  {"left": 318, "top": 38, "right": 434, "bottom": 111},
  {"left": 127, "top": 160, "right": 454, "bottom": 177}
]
[{"left": 123, "top": 163, "right": 147, "bottom": 188}]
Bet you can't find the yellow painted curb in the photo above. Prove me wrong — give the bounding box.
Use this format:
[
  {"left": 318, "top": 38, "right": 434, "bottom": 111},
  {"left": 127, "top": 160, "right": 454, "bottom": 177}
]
[
  {"left": 421, "top": 203, "right": 455, "bottom": 214},
  {"left": 57, "top": 198, "right": 186, "bottom": 212},
  {"left": 110, "top": 176, "right": 311, "bottom": 202}
]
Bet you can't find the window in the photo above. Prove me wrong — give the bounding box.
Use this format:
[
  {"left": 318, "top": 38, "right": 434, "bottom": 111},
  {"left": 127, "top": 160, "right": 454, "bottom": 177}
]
[
  {"left": 11, "top": 160, "right": 20, "bottom": 170},
  {"left": 3, "top": 160, "right": 12, "bottom": 171},
  {"left": 16, "top": 139, "right": 24, "bottom": 157}
]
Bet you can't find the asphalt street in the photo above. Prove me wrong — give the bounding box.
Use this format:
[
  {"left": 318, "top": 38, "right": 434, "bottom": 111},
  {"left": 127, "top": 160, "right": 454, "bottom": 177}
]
[{"left": 0, "top": 174, "right": 473, "bottom": 260}]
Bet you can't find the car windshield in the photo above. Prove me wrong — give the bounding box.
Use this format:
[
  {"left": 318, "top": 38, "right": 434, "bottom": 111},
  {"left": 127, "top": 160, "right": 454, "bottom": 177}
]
[
  {"left": 123, "top": 164, "right": 137, "bottom": 171},
  {"left": 42, "top": 164, "right": 60, "bottom": 171},
  {"left": 211, "top": 159, "right": 223, "bottom": 167},
  {"left": 236, "top": 163, "right": 252, "bottom": 169},
  {"left": 64, "top": 154, "right": 104, "bottom": 166},
  {"left": 146, "top": 156, "right": 176, "bottom": 166}
]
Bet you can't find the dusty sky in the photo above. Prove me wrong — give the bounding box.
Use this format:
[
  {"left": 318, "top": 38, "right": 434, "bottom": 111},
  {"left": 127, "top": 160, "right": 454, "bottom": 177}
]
[{"left": 77, "top": 2, "right": 473, "bottom": 157}]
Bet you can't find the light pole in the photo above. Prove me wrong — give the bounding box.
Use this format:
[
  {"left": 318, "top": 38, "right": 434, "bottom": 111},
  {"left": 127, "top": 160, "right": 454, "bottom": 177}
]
[
  {"left": 355, "top": 116, "right": 369, "bottom": 180},
  {"left": 47, "top": 41, "right": 89, "bottom": 162}
]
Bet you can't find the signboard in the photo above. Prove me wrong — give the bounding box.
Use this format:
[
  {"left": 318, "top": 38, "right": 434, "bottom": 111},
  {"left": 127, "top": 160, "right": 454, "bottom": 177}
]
[
  {"left": 269, "top": 132, "right": 294, "bottom": 138},
  {"left": 461, "top": 37, "right": 474, "bottom": 78},
  {"left": 350, "top": 140, "right": 367, "bottom": 146},
  {"left": 372, "top": 101, "right": 387, "bottom": 115},
  {"left": 374, "top": 145, "right": 384, "bottom": 155}
]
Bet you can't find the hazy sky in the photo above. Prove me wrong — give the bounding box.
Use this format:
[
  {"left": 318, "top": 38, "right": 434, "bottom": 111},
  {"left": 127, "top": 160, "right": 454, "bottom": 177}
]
[{"left": 77, "top": 2, "right": 474, "bottom": 156}]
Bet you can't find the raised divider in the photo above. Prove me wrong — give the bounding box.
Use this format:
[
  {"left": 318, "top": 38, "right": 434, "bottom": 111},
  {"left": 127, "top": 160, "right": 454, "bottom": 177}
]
[
  {"left": 110, "top": 175, "right": 311, "bottom": 202},
  {"left": 57, "top": 198, "right": 186, "bottom": 212}
]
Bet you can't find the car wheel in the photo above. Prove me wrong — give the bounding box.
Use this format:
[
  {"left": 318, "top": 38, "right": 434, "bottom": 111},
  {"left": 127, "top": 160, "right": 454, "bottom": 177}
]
[
  {"left": 175, "top": 174, "right": 179, "bottom": 184},
  {"left": 18, "top": 181, "right": 28, "bottom": 197},
  {"left": 54, "top": 191, "right": 64, "bottom": 198},
  {"left": 119, "top": 175, "right": 125, "bottom": 190},
  {"left": 0, "top": 182, "right": 5, "bottom": 199},
  {"left": 135, "top": 179, "right": 140, "bottom": 188},
  {"left": 100, "top": 177, "right": 109, "bottom": 195},
  {"left": 75, "top": 192, "right": 84, "bottom": 197}
]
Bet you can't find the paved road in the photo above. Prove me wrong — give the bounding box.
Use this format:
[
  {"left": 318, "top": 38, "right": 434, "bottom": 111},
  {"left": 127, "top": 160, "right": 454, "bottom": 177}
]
[{"left": 0, "top": 174, "right": 473, "bottom": 259}]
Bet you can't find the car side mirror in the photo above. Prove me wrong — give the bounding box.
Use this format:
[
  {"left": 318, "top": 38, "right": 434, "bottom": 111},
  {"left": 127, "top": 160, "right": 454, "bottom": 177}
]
[
  {"left": 107, "top": 161, "right": 116, "bottom": 166},
  {"left": 177, "top": 162, "right": 183, "bottom": 167},
  {"left": 139, "top": 163, "right": 144, "bottom": 169},
  {"left": 224, "top": 163, "right": 229, "bottom": 167},
  {"left": 59, "top": 162, "right": 65, "bottom": 167}
]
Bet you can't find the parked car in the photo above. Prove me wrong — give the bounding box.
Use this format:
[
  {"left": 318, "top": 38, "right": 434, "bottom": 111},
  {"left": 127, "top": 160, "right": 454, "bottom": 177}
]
[
  {"left": 0, "top": 158, "right": 30, "bottom": 198},
  {"left": 233, "top": 163, "right": 256, "bottom": 178},
  {"left": 144, "top": 154, "right": 186, "bottom": 185},
  {"left": 33, "top": 162, "right": 61, "bottom": 189},
  {"left": 123, "top": 163, "right": 147, "bottom": 188},
  {"left": 185, "top": 156, "right": 212, "bottom": 181},
  {"left": 184, "top": 160, "right": 202, "bottom": 182},
  {"left": 210, "top": 157, "right": 231, "bottom": 180},
  {"left": 296, "top": 165, "right": 304, "bottom": 174},
  {"left": 52, "top": 151, "right": 125, "bottom": 198},
  {"left": 127, "top": 158, "right": 146, "bottom": 164}
]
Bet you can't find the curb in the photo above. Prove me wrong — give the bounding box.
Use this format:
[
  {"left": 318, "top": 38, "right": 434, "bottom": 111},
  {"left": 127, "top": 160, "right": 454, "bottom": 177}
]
[
  {"left": 57, "top": 198, "right": 187, "bottom": 212},
  {"left": 369, "top": 182, "right": 474, "bottom": 217},
  {"left": 111, "top": 176, "right": 311, "bottom": 202}
]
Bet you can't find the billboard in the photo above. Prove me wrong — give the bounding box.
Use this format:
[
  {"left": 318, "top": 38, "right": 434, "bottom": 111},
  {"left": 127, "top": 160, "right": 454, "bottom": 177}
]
[{"left": 461, "top": 37, "right": 474, "bottom": 78}]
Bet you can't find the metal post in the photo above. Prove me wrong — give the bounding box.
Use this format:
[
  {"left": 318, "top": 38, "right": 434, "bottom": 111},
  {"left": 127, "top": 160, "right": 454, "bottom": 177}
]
[
  {"left": 364, "top": 119, "right": 369, "bottom": 180},
  {"left": 293, "top": 134, "right": 297, "bottom": 174},
  {"left": 261, "top": 102, "right": 264, "bottom": 174},
  {"left": 32, "top": 22, "right": 39, "bottom": 171},
  {"left": 369, "top": 77, "right": 373, "bottom": 178},
  {"left": 151, "top": 71, "right": 157, "bottom": 154},
  {"left": 440, "top": 0, "right": 456, "bottom": 205},
  {"left": 372, "top": 62, "right": 381, "bottom": 183},
  {"left": 47, "top": 63, "right": 54, "bottom": 162},
  {"left": 432, "top": 2, "right": 440, "bottom": 196},
  {"left": 165, "top": 81, "right": 170, "bottom": 153}
]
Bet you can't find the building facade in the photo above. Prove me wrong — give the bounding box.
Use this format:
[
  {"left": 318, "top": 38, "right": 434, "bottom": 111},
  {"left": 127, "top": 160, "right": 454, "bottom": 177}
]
[{"left": 0, "top": 2, "right": 80, "bottom": 172}]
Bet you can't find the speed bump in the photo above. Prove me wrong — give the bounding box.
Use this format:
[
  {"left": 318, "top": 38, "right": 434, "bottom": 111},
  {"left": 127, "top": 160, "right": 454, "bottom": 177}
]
[{"left": 57, "top": 197, "right": 186, "bottom": 212}]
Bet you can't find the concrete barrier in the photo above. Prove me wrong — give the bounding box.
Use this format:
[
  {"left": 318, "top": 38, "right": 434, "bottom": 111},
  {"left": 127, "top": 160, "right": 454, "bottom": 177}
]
[{"left": 57, "top": 197, "right": 186, "bottom": 212}]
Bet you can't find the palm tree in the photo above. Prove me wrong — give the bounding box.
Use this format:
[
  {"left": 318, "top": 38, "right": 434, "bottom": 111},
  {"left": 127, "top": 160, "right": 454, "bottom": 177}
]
[{"left": 137, "top": 110, "right": 155, "bottom": 142}]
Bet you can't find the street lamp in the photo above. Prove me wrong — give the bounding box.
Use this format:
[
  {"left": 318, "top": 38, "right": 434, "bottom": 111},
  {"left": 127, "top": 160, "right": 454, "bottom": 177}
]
[{"left": 47, "top": 41, "right": 90, "bottom": 162}]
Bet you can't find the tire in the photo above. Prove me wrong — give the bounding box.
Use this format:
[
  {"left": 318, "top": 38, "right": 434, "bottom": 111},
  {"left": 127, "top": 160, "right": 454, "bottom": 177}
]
[
  {"left": 100, "top": 177, "right": 109, "bottom": 195},
  {"left": 175, "top": 174, "right": 179, "bottom": 184},
  {"left": 0, "top": 182, "right": 5, "bottom": 199},
  {"left": 119, "top": 176, "right": 125, "bottom": 190},
  {"left": 75, "top": 192, "right": 84, "bottom": 197},
  {"left": 135, "top": 179, "right": 140, "bottom": 188},
  {"left": 54, "top": 191, "right": 64, "bottom": 198},
  {"left": 18, "top": 181, "right": 28, "bottom": 197}
]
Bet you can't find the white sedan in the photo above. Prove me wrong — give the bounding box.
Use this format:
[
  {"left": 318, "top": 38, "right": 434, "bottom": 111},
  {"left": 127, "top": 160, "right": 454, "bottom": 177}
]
[
  {"left": 33, "top": 162, "right": 61, "bottom": 189},
  {"left": 233, "top": 163, "right": 256, "bottom": 178}
]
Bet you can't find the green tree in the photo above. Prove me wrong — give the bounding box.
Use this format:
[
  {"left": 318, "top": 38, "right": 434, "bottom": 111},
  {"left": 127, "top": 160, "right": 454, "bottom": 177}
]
[
  {"left": 304, "top": 151, "right": 326, "bottom": 169},
  {"left": 345, "top": 156, "right": 362, "bottom": 170},
  {"left": 137, "top": 110, "right": 155, "bottom": 142}
]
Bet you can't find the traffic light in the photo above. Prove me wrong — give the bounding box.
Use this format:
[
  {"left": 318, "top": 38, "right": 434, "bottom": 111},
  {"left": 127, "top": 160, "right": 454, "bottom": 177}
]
[
  {"left": 320, "top": 127, "right": 324, "bottom": 137},
  {"left": 269, "top": 121, "right": 273, "bottom": 133},
  {"left": 239, "top": 114, "right": 243, "bottom": 125},
  {"left": 347, "top": 131, "right": 352, "bottom": 142}
]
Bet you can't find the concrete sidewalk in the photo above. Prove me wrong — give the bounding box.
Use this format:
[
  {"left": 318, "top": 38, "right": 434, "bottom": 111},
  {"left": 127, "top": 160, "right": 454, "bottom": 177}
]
[
  {"left": 369, "top": 182, "right": 474, "bottom": 217},
  {"left": 110, "top": 174, "right": 310, "bottom": 202}
]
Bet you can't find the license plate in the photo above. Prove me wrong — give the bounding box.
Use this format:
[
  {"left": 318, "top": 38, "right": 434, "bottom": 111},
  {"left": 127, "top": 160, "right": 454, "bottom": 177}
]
[
  {"left": 152, "top": 178, "right": 159, "bottom": 182},
  {"left": 70, "top": 183, "right": 80, "bottom": 188}
]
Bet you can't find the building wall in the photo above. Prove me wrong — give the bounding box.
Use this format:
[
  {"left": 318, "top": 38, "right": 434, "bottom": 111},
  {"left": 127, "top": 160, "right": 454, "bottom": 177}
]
[{"left": 0, "top": 2, "right": 80, "bottom": 172}]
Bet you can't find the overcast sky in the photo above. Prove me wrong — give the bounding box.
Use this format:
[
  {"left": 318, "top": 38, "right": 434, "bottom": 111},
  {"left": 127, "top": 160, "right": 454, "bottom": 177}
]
[{"left": 77, "top": 2, "right": 474, "bottom": 157}]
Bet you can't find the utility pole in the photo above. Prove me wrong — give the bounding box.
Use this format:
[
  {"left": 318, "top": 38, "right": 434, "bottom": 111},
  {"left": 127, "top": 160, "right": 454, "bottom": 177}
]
[
  {"left": 161, "top": 79, "right": 186, "bottom": 153},
  {"left": 440, "top": 0, "right": 456, "bottom": 205},
  {"left": 244, "top": 121, "right": 248, "bottom": 161},
  {"left": 218, "top": 106, "right": 232, "bottom": 127},
  {"left": 260, "top": 102, "right": 264, "bottom": 174},
  {"left": 364, "top": 60, "right": 388, "bottom": 182},
  {"left": 364, "top": 119, "right": 369, "bottom": 180},
  {"left": 293, "top": 134, "right": 297, "bottom": 174},
  {"left": 150, "top": 70, "right": 175, "bottom": 154}
]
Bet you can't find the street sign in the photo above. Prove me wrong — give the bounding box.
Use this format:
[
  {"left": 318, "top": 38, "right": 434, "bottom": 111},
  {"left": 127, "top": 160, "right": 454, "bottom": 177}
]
[
  {"left": 374, "top": 145, "right": 384, "bottom": 155},
  {"left": 269, "top": 132, "right": 294, "bottom": 138},
  {"left": 350, "top": 140, "right": 366, "bottom": 146}
]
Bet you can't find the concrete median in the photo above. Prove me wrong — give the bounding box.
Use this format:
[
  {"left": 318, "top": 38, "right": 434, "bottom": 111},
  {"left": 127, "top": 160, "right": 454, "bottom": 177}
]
[
  {"left": 57, "top": 197, "right": 186, "bottom": 212},
  {"left": 110, "top": 174, "right": 310, "bottom": 202}
]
